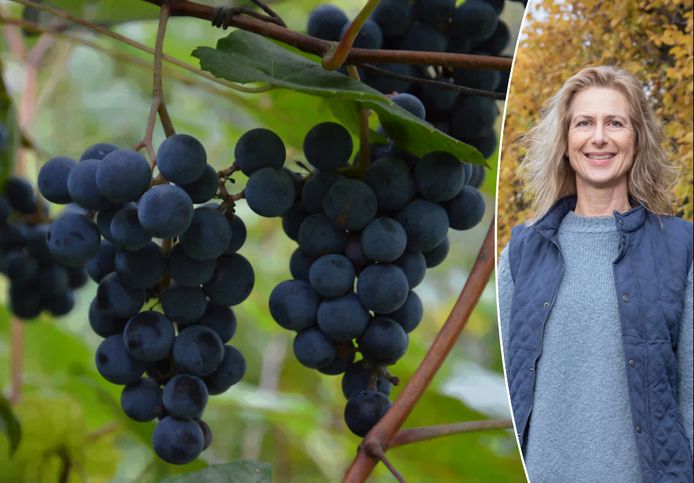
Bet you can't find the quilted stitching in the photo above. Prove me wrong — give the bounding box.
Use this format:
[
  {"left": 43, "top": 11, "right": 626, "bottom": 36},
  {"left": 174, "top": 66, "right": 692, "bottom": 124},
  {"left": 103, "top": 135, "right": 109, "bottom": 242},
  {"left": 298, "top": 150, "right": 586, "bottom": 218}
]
[{"left": 507, "top": 196, "right": 693, "bottom": 482}]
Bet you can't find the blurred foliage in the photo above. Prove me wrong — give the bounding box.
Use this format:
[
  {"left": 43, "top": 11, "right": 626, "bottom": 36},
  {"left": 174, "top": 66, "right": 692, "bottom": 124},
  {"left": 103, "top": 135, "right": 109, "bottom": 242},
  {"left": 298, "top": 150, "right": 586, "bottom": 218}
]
[
  {"left": 498, "top": 0, "right": 693, "bottom": 250},
  {"left": 0, "top": 0, "right": 525, "bottom": 481}
]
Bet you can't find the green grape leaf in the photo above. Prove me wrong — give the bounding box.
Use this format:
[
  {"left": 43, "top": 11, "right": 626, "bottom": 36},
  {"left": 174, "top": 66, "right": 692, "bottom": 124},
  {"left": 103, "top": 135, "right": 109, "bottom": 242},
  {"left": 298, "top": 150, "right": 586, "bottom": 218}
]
[
  {"left": 0, "top": 395, "right": 21, "bottom": 457},
  {"left": 193, "top": 31, "right": 485, "bottom": 166},
  {"left": 159, "top": 461, "right": 271, "bottom": 483}
]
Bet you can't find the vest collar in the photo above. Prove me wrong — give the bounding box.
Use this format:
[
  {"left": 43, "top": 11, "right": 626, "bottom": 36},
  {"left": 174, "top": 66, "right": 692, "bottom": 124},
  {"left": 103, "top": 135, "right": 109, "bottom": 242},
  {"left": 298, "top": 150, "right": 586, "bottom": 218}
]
[{"left": 532, "top": 195, "right": 647, "bottom": 240}]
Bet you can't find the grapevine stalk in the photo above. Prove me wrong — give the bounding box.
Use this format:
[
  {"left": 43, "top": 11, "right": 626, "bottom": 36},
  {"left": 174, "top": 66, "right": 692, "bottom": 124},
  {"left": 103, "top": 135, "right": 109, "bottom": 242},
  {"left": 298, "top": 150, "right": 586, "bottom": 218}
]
[
  {"left": 139, "top": 0, "right": 512, "bottom": 71},
  {"left": 322, "top": 0, "right": 381, "bottom": 70},
  {"left": 343, "top": 218, "right": 496, "bottom": 482}
]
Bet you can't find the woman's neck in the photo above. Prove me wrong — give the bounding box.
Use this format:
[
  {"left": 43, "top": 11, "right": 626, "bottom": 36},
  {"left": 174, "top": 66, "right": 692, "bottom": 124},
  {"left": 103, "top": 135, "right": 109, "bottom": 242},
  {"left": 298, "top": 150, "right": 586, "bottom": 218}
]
[{"left": 574, "top": 184, "right": 631, "bottom": 217}]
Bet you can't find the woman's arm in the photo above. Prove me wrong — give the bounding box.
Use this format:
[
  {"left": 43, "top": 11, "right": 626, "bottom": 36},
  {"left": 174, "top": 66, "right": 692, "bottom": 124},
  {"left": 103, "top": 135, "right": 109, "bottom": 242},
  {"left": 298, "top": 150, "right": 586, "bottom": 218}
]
[{"left": 678, "top": 263, "right": 693, "bottom": 455}]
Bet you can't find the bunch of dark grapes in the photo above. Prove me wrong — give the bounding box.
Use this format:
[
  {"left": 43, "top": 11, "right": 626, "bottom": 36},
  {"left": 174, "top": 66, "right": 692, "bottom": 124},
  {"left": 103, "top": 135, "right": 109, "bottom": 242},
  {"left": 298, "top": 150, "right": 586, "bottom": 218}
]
[
  {"left": 38, "top": 136, "right": 251, "bottom": 464},
  {"left": 307, "top": 0, "right": 525, "bottom": 184},
  {"left": 0, "top": 176, "right": 88, "bottom": 318},
  {"left": 237, "top": 117, "right": 485, "bottom": 437}
]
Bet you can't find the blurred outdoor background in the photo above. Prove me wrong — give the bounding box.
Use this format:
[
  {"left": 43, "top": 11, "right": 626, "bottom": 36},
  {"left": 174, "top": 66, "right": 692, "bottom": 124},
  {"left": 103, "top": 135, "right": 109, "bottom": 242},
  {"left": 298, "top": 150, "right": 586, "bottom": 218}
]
[
  {"left": 0, "top": 0, "right": 526, "bottom": 481},
  {"left": 498, "top": 0, "right": 693, "bottom": 249}
]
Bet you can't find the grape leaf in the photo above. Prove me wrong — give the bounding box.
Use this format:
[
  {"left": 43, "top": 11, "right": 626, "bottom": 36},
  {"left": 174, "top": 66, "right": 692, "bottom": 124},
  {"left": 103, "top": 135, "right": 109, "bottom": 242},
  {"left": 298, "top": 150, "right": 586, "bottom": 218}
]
[
  {"left": 0, "top": 395, "right": 21, "bottom": 457},
  {"left": 193, "top": 31, "right": 485, "bottom": 166},
  {"left": 159, "top": 461, "right": 271, "bottom": 483}
]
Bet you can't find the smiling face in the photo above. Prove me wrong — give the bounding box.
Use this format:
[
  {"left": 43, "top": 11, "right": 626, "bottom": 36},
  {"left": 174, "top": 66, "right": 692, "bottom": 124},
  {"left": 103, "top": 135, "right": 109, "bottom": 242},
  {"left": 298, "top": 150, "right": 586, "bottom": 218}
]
[{"left": 566, "top": 87, "right": 635, "bottom": 195}]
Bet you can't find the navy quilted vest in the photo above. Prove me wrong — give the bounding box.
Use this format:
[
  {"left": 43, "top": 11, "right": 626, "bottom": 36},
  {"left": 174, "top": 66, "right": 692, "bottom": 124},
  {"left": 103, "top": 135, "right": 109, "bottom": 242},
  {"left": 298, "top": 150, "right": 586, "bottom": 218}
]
[{"left": 507, "top": 196, "right": 693, "bottom": 482}]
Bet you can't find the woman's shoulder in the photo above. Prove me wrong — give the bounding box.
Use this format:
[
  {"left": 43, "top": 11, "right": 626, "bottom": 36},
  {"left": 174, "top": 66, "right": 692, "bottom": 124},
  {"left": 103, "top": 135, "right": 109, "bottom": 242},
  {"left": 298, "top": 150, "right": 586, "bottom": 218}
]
[{"left": 648, "top": 212, "right": 693, "bottom": 239}]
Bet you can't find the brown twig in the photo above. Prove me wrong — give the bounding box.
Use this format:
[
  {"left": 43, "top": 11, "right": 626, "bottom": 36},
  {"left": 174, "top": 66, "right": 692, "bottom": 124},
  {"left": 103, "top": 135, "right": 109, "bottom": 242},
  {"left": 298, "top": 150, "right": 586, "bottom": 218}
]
[
  {"left": 139, "top": 1, "right": 173, "bottom": 166},
  {"left": 322, "top": 0, "right": 381, "bottom": 70},
  {"left": 141, "top": 0, "right": 512, "bottom": 71},
  {"left": 346, "top": 65, "right": 372, "bottom": 176},
  {"left": 9, "top": 317, "right": 24, "bottom": 405},
  {"left": 361, "top": 64, "right": 507, "bottom": 101},
  {"left": 390, "top": 419, "right": 514, "bottom": 448},
  {"left": 7, "top": 0, "right": 272, "bottom": 94},
  {"left": 343, "top": 218, "right": 496, "bottom": 482}
]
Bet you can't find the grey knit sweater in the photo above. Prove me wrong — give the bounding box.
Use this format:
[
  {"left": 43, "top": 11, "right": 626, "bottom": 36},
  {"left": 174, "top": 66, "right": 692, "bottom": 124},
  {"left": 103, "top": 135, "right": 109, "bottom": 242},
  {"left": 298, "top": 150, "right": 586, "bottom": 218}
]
[{"left": 498, "top": 212, "right": 694, "bottom": 483}]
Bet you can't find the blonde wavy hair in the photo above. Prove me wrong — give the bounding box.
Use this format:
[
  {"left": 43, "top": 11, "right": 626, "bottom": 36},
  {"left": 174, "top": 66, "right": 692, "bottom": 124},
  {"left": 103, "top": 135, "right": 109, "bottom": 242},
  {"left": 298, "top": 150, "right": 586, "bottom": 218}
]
[{"left": 519, "top": 65, "right": 677, "bottom": 221}]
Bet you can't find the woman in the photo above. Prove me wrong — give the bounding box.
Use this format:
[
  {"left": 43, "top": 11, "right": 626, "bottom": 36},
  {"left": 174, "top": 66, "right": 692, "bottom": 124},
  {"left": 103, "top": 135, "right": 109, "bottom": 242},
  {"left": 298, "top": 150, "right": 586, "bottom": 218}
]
[{"left": 498, "top": 66, "right": 693, "bottom": 483}]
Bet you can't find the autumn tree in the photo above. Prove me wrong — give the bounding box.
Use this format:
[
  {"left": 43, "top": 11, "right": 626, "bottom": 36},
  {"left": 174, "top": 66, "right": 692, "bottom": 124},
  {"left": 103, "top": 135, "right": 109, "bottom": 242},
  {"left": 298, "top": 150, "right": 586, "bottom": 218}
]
[{"left": 498, "top": 0, "right": 693, "bottom": 249}]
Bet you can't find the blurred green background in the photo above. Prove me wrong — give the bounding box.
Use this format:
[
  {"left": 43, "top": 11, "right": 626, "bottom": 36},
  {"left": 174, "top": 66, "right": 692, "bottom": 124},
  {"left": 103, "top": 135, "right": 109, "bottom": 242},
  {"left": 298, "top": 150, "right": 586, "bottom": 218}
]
[{"left": 0, "top": 0, "right": 526, "bottom": 481}]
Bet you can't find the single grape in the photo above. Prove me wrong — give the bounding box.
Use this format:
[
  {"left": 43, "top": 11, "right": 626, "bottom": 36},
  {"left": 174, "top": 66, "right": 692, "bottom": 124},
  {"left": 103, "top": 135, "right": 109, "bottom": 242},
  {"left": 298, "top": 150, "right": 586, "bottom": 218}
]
[
  {"left": 323, "top": 179, "right": 377, "bottom": 231},
  {"left": 173, "top": 325, "right": 225, "bottom": 376},
  {"left": 363, "top": 157, "right": 417, "bottom": 212},
  {"left": 382, "top": 291, "right": 423, "bottom": 333},
  {"left": 137, "top": 184, "right": 194, "bottom": 239},
  {"left": 317, "top": 293, "right": 370, "bottom": 342},
  {"left": 422, "top": 236, "right": 450, "bottom": 268},
  {"left": 47, "top": 213, "right": 101, "bottom": 267},
  {"left": 123, "top": 311, "right": 175, "bottom": 362},
  {"left": 307, "top": 5, "right": 348, "bottom": 41},
  {"left": 445, "top": 185, "right": 485, "bottom": 230},
  {"left": 203, "top": 345, "right": 246, "bottom": 395},
  {"left": 269, "top": 279, "right": 320, "bottom": 331},
  {"left": 168, "top": 243, "right": 216, "bottom": 287},
  {"left": 303, "top": 122, "right": 353, "bottom": 171},
  {"left": 356, "top": 264, "right": 409, "bottom": 313},
  {"left": 203, "top": 253, "right": 255, "bottom": 306},
  {"left": 152, "top": 417, "right": 204, "bottom": 465},
  {"left": 309, "top": 254, "right": 355, "bottom": 298},
  {"left": 298, "top": 213, "right": 347, "bottom": 257},
  {"left": 114, "top": 242, "right": 166, "bottom": 289},
  {"left": 121, "top": 377, "right": 163, "bottom": 422},
  {"left": 110, "top": 204, "right": 151, "bottom": 251},
  {"left": 180, "top": 206, "right": 232, "bottom": 260},
  {"left": 95, "top": 335, "right": 146, "bottom": 385},
  {"left": 413, "top": 151, "right": 465, "bottom": 202},
  {"left": 394, "top": 199, "right": 449, "bottom": 251},
  {"left": 344, "top": 390, "right": 392, "bottom": 437},
  {"left": 157, "top": 134, "right": 207, "bottom": 184},
  {"left": 38, "top": 156, "right": 76, "bottom": 204},
  {"left": 198, "top": 304, "right": 237, "bottom": 343},
  {"left": 342, "top": 360, "right": 393, "bottom": 399},
  {"left": 234, "top": 128, "right": 286, "bottom": 176},
  {"left": 80, "top": 142, "right": 118, "bottom": 161},
  {"left": 67, "top": 158, "right": 112, "bottom": 210},
  {"left": 179, "top": 164, "right": 218, "bottom": 203},
  {"left": 361, "top": 217, "right": 407, "bottom": 262},
  {"left": 391, "top": 93, "right": 427, "bottom": 120},
  {"left": 96, "top": 149, "right": 152, "bottom": 204},
  {"left": 162, "top": 374, "right": 208, "bottom": 419},
  {"left": 293, "top": 327, "right": 337, "bottom": 369},
  {"left": 160, "top": 284, "right": 208, "bottom": 327},
  {"left": 340, "top": 19, "right": 383, "bottom": 49},
  {"left": 245, "top": 167, "right": 295, "bottom": 217},
  {"left": 358, "top": 317, "right": 409, "bottom": 365}
]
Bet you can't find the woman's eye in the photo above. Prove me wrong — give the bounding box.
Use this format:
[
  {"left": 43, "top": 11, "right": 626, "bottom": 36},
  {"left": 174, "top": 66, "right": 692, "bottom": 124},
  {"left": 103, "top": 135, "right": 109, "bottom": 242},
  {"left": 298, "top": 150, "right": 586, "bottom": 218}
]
[
  {"left": 576, "top": 120, "right": 590, "bottom": 126},
  {"left": 608, "top": 120, "right": 624, "bottom": 127}
]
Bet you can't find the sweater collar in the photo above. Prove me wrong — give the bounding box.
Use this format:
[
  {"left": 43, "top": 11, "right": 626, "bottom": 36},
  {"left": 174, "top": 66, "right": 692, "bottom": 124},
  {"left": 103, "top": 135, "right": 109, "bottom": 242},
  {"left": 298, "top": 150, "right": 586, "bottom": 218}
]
[{"left": 532, "top": 195, "right": 646, "bottom": 239}]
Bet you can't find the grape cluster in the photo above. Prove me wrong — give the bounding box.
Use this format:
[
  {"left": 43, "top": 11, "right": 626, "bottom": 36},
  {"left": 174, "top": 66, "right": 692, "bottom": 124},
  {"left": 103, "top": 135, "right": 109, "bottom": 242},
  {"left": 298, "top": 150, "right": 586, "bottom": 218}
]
[
  {"left": 0, "top": 176, "right": 87, "bottom": 318},
  {"left": 38, "top": 136, "right": 251, "bottom": 464},
  {"left": 307, "top": 0, "right": 523, "bottom": 182},
  {"left": 238, "top": 120, "right": 485, "bottom": 437}
]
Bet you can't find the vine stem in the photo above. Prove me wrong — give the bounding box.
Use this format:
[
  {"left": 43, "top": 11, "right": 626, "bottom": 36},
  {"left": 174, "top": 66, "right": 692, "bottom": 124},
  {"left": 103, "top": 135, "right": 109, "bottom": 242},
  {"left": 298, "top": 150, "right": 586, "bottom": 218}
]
[
  {"left": 389, "top": 419, "right": 514, "bottom": 448},
  {"left": 138, "top": 1, "right": 174, "bottom": 165},
  {"left": 9, "top": 317, "right": 23, "bottom": 405},
  {"left": 346, "top": 65, "right": 371, "bottom": 176},
  {"left": 0, "top": 16, "right": 254, "bottom": 103},
  {"left": 141, "top": 0, "right": 512, "bottom": 71},
  {"left": 8, "top": 0, "right": 272, "bottom": 94},
  {"left": 343, "top": 217, "right": 496, "bottom": 482},
  {"left": 322, "top": 0, "right": 381, "bottom": 70}
]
